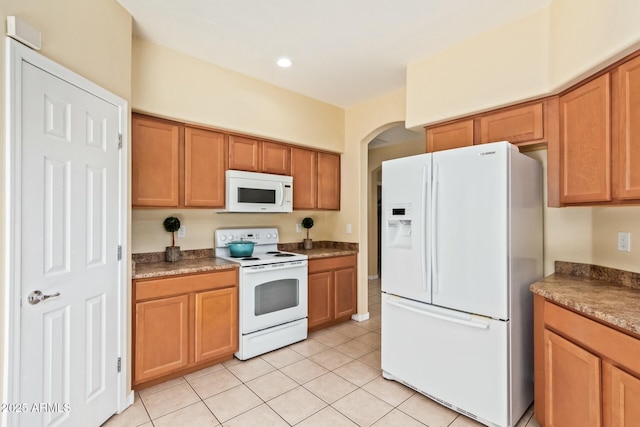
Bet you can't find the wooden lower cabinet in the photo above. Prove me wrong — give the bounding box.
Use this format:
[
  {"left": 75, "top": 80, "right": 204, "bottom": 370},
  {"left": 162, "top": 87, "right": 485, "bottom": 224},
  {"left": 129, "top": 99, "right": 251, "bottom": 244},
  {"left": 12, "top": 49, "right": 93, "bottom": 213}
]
[
  {"left": 534, "top": 295, "right": 640, "bottom": 427},
  {"left": 133, "top": 269, "right": 238, "bottom": 388},
  {"left": 307, "top": 255, "right": 357, "bottom": 331},
  {"left": 194, "top": 287, "right": 238, "bottom": 363},
  {"left": 544, "top": 329, "right": 602, "bottom": 427},
  {"left": 135, "top": 295, "right": 189, "bottom": 383},
  {"left": 604, "top": 362, "right": 640, "bottom": 426}
]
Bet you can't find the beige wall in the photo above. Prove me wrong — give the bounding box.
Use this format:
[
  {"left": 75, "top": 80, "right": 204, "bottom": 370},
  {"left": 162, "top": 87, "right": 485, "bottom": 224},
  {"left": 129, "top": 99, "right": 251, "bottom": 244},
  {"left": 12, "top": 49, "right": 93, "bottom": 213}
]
[
  {"left": 406, "top": 7, "right": 550, "bottom": 128},
  {"left": 367, "top": 140, "right": 424, "bottom": 276},
  {"left": 132, "top": 209, "right": 337, "bottom": 253},
  {"left": 0, "top": 0, "right": 132, "bottom": 415},
  {"left": 523, "top": 150, "right": 594, "bottom": 275},
  {"left": 132, "top": 38, "right": 344, "bottom": 152},
  {"left": 344, "top": 89, "right": 407, "bottom": 316},
  {"left": 549, "top": 0, "right": 640, "bottom": 91}
]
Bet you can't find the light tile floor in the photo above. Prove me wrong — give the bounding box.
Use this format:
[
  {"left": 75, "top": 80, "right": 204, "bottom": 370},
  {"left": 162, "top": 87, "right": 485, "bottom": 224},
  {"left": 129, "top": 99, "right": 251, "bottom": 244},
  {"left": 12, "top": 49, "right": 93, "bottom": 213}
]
[{"left": 103, "top": 279, "right": 541, "bottom": 427}]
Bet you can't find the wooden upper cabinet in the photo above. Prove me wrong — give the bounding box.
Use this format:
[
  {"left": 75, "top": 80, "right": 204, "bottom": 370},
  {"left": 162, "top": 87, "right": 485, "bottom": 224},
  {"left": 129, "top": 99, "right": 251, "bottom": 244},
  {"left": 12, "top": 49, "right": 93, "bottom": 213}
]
[
  {"left": 614, "top": 55, "right": 640, "bottom": 200},
  {"left": 426, "top": 119, "right": 474, "bottom": 152},
  {"left": 132, "top": 115, "right": 180, "bottom": 207},
  {"left": 228, "top": 135, "right": 260, "bottom": 172},
  {"left": 261, "top": 141, "right": 291, "bottom": 175},
  {"left": 544, "top": 329, "right": 602, "bottom": 427},
  {"left": 479, "top": 102, "right": 544, "bottom": 145},
  {"left": 291, "top": 147, "right": 317, "bottom": 210},
  {"left": 184, "top": 127, "right": 226, "bottom": 207},
  {"left": 317, "top": 152, "right": 340, "bottom": 210},
  {"left": 560, "top": 73, "right": 611, "bottom": 204}
]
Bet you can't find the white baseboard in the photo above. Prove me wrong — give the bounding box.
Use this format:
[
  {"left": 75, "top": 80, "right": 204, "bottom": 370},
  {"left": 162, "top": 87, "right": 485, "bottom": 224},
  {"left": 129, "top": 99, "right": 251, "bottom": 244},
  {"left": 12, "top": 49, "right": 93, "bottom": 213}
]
[
  {"left": 351, "top": 312, "right": 370, "bottom": 322},
  {"left": 367, "top": 275, "right": 379, "bottom": 280}
]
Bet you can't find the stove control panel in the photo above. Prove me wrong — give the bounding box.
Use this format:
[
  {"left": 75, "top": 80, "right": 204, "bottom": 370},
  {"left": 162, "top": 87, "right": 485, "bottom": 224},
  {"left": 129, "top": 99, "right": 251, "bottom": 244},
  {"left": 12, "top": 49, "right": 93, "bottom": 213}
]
[{"left": 215, "top": 227, "right": 279, "bottom": 247}]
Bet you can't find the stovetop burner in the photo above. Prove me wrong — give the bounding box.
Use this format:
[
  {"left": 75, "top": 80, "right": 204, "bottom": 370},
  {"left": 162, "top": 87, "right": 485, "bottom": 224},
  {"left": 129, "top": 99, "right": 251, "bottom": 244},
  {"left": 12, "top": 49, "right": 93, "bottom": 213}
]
[{"left": 215, "top": 228, "right": 308, "bottom": 266}]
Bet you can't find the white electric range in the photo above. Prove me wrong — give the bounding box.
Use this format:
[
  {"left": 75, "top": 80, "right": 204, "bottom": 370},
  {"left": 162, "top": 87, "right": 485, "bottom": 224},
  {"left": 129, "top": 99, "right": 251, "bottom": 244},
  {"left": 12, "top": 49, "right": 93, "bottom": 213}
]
[{"left": 215, "top": 228, "right": 308, "bottom": 360}]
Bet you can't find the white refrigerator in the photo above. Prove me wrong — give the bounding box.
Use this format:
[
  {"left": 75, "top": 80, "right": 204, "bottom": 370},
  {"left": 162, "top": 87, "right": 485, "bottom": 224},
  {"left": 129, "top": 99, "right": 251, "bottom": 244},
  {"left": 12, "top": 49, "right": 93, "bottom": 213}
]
[{"left": 381, "top": 141, "right": 542, "bottom": 427}]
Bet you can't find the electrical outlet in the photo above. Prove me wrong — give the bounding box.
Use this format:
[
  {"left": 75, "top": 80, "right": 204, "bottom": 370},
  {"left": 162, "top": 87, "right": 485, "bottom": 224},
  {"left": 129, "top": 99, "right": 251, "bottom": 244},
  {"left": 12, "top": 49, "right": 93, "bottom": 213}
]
[
  {"left": 346, "top": 224, "right": 352, "bottom": 234},
  {"left": 617, "top": 231, "right": 630, "bottom": 252},
  {"left": 178, "top": 225, "right": 186, "bottom": 238},
  {"left": 296, "top": 224, "right": 302, "bottom": 233}
]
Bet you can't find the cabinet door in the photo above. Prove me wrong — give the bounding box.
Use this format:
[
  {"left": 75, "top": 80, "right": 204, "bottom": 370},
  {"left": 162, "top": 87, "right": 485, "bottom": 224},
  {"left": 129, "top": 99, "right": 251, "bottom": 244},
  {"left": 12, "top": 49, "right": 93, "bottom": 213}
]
[
  {"left": 544, "top": 329, "right": 602, "bottom": 427},
  {"left": 194, "top": 287, "right": 238, "bottom": 363},
  {"left": 560, "top": 74, "right": 611, "bottom": 203},
  {"left": 334, "top": 267, "right": 356, "bottom": 320},
  {"left": 615, "top": 55, "right": 640, "bottom": 200},
  {"left": 603, "top": 362, "right": 640, "bottom": 427},
  {"left": 229, "top": 135, "right": 260, "bottom": 172},
  {"left": 425, "top": 119, "right": 474, "bottom": 152},
  {"left": 308, "top": 272, "right": 333, "bottom": 328},
  {"left": 479, "top": 102, "right": 544, "bottom": 145},
  {"left": 184, "top": 127, "right": 226, "bottom": 207},
  {"left": 261, "top": 141, "right": 291, "bottom": 175},
  {"left": 132, "top": 115, "right": 180, "bottom": 207},
  {"left": 291, "top": 147, "right": 317, "bottom": 209},
  {"left": 317, "top": 152, "right": 340, "bottom": 210},
  {"left": 135, "top": 295, "right": 189, "bottom": 383}
]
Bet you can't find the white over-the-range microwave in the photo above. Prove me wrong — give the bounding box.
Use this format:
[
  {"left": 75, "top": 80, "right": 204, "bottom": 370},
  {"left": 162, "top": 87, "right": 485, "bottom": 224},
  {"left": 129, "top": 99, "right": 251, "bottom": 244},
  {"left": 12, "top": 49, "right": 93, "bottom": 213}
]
[{"left": 218, "top": 169, "right": 293, "bottom": 213}]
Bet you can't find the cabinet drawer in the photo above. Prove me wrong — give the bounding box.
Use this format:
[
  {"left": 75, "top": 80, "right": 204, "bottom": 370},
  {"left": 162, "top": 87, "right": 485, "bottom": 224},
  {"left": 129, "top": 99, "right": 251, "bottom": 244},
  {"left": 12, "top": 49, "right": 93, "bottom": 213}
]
[
  {"left": 425, "top": 119, "right": 474, "bottom": 152},
  {"left": 545, "top": 301, "right": 640, "bottom": 376},
  {"left": 308, "top": 254, "right": 356, "bottom": 274},
  {"left": 135, "top": 269, "right": 238, "bottom": 301},
  {"left": 479, "top": 102, "right": 543, "bottom": 144}
]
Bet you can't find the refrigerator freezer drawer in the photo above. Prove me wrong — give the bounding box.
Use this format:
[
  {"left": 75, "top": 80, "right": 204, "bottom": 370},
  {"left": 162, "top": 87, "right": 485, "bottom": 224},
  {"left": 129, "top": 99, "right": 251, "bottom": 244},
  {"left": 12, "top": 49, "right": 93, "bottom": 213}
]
[{"left": 381, "top": 293, "right": 510, "bottom": 427}]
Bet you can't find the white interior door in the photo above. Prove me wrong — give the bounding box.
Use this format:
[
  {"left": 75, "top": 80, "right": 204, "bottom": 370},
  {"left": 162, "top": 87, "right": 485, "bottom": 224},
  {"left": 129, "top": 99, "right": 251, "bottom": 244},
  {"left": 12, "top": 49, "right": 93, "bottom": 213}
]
[{"left": 17, "top": 60, "right": 121, "bottom": 426}]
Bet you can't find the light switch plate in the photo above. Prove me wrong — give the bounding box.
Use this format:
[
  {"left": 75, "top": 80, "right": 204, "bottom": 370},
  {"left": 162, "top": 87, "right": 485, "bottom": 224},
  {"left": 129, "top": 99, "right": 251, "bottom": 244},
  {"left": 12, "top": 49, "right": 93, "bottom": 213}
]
[
  {"left": 178, "top": 225, "right": 186, "bottom": 238},
  {"left": 617, "top": 231, "right": 630, "bottom": 252}
]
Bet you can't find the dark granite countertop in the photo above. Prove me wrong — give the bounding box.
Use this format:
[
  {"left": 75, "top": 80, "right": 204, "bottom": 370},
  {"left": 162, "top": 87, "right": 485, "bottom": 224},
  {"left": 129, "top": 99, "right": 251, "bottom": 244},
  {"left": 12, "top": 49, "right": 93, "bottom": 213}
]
[
  {"left": 132, "top": 242, "right": 357, "bottom": 279},
  {"left": 530, "top": 261, "right": 640, "bottom": 335},
  {"left": 279, "top": 241, "right": 358, "bottom": 259}
]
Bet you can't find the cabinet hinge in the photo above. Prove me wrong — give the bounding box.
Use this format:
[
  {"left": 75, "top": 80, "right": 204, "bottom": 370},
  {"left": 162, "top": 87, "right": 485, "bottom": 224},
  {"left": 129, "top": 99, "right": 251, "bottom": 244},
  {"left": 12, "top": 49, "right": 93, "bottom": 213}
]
[
  {"left": 118, "top": 133, "right": 122, "bottom": 149},
  {"left": 117, "top": 245, "right": 122, "bottom": 261},
  {"left": 117, "top": 357, "right": 122, "bottom": 373}
]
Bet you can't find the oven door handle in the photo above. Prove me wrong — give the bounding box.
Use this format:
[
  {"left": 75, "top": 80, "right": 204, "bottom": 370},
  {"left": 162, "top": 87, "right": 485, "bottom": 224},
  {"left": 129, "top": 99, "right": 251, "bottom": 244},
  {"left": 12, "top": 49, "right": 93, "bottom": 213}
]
[{"left": 243, "top": 260, "right": 308, "bottom": 273}]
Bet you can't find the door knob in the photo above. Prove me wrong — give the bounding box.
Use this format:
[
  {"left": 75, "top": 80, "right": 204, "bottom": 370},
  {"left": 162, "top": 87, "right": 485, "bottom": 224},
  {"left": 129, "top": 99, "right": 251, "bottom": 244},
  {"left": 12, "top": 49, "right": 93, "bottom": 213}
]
[{"left": 27, "top": 290, "right": 61, "bottom": 305}]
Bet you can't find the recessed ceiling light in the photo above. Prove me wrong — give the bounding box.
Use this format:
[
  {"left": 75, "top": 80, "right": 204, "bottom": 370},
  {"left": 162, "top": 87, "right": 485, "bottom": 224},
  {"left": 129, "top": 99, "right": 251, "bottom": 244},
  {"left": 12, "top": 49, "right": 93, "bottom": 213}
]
[{"left": 276, "top": 57, "right": 293, "bottom": 68}]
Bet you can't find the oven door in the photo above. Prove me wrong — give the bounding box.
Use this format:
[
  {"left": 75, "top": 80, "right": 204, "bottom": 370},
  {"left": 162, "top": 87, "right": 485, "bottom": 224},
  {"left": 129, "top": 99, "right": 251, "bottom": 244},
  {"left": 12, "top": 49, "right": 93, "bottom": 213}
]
[{"left": 240, "top": 260, "right": 308, "bottom": 334}]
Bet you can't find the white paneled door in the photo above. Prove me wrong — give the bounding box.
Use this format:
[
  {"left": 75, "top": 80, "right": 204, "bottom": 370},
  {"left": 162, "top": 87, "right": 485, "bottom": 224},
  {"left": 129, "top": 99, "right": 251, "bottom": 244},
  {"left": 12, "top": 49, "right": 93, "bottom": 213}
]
[{"left": 16, "top": 60, "right": 121, "bottom": 425}]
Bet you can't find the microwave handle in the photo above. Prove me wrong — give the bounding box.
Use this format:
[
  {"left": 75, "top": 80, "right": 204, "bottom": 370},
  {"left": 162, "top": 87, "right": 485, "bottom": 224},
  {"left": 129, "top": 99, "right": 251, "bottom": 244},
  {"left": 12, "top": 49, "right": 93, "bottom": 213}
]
[{"left": 277, "top": 182, "right": 284, "bottom": 206}]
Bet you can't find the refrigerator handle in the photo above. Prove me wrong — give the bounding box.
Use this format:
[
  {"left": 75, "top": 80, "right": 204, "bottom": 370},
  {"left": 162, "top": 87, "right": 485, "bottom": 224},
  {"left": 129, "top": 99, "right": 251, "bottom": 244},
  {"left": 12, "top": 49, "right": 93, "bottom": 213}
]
[
  {"left": 431, "top": 163, "right": 439, "bottom": 293},
  {"left": 386, "top": 297, "right": 490, "bottom": 330},
  {"left": 421, "top": 165, "right": 429, "bottom": 292}
]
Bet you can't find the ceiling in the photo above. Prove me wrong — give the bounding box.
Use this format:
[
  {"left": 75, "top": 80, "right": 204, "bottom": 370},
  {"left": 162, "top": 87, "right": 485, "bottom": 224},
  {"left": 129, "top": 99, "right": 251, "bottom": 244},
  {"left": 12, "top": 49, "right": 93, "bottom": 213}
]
[{"left": 118, "top": 0, "right": 551, "bottom": 109}]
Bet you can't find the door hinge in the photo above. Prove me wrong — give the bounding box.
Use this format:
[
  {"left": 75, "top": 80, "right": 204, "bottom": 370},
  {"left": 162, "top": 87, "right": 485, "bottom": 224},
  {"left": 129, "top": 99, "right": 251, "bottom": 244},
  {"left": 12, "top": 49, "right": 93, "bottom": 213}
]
[
  {"left": 118, "top": 133, "right": 122, "bottom": 149},
  {"left": 117, "top": 357, "right": 122, "bottom": 373},
  {"left": 117, "top": 245, "right": 122, "bottom": 260}
]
